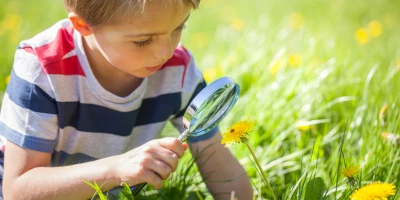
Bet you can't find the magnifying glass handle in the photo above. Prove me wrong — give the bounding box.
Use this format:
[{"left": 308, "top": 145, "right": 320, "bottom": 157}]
[
  {"left": 128, "top": 129, "right": 190, "bottom": 195},
  {"left": 178, "top": 129, "right": 190, "bottom": 142},
  {"left": 130, "top": 183, "right": 147, "bottom": 195}
]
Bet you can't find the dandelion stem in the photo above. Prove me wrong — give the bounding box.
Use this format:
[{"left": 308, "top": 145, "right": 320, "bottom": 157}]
[{"left": 245, "top": 142, "right": 277, "bottom": 200}]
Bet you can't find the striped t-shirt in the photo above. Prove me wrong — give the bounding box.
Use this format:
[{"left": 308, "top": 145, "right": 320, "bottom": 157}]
[{"left": 0, "top": 19, "right": 217, "bottom": 166}]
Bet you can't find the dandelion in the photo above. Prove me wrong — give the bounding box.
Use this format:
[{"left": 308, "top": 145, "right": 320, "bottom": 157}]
[
  {"left": 0, "top": 14, "right": 22, "bottom": 36},
  {"left": 342, "top": 165, "right": 359, "bottom": 178},
  {"left": 355, "top": 28, "right": 368, "bottom": 45},
  {"left": 343, "top": 165, "right": 359, "bottom": 186},
  {"left": 221, "top": 120, "right": 277, "bottom": 200},
  {"left": 368, "top": 20, "right": 383, "bottom": 38},
  {"left": 221, "top": 120, "right": 252, "bottom": 146},
  {"left": 230, "top": 17, "right": 244, "bottom": 31},
  {"left": 288, "top": 54, "right": 302, "bottom": 67},
  {"left": 203, "top": 68, "right": 217, "bottom": 84},
  {"left": 350, "top": 182, "right": 396, "bottom": 200},
  {"left": 295, "top": 119, "right": 330, "bottom": 131},
  {"left": 268, "top": 48, "right": 285, "bottom": 75},
  {"left": 269, "top": 58, "right": 283, "bottom": 75},
  {"left": 379, "top": 104, "right": 388, "bottom": 126},
  {"left": 288, "top": 12, "right": 305, "bottom": 30},
  {"left": 295, "top": 120, "right": 312, "bottom": 131},
  {"left": 5, "top": 75, "right": 11, "bottom": 85},
  {"left": 381, "top": 132, "right": 400, "bottom": 145}
]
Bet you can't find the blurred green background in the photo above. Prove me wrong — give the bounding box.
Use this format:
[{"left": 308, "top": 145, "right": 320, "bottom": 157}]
[{"left": 1, "top": 0, "right": 400, "bottom": 199}]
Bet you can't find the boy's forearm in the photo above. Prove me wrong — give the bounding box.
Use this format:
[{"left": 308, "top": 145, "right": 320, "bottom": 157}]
[
  {"left": 5, "top": 156, "right": 120, "bottom": 200},
  {"left": 199, "top": 149, "right": 253, "bottom": 200},
  {"left": 189, "top": 133, "right": 253, "bottom": 200}
]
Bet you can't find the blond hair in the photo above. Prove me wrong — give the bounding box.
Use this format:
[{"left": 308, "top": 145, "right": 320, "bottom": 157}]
[{"left": 63, "top": 0, "right": 200, "bottom": 27}]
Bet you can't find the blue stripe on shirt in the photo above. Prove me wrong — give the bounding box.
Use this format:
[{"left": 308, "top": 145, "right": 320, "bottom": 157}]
[
  {"left": 7, "top": 70, "right": 57, "bottom": 114},
  {"left": 57, "top": 102, "right": 141, "bottom": 136},
  {"left": 57, "top": 93, "right": 181, "bottom": 135},
  {"left": 0, "top": 121, "right": 57, "bottom": 152},
  {"left": 6, "top": 71, "right": 186, "bottom": 136},
  {"left": 136, "top": 93, "right": 182, "bottom": 126}
]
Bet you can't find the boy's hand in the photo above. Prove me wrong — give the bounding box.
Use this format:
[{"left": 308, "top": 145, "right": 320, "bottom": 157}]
[{"left": 112, "top": 137, "right": 187, "bottom": 189}]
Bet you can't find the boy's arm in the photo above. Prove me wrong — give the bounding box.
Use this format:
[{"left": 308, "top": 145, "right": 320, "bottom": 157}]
[
  {"left": 188, "top": 131, "right": 253, "bottom": 200},
  {"left": 3, "top": 141, "right": 119, "bottom": 200},
  {"left": 3, "top": 138, "right": 186, "bottom": 200}
]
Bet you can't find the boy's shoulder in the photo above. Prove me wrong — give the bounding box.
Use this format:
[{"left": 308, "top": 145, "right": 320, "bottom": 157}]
[
  {"left": 19, "top": 19, "right": 74, "bottom": 53},
  {"left": 17, "top": 19, "right": 83, "bottom": 76}
]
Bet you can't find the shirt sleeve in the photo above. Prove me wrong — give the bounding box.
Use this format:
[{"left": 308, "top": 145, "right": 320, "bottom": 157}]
[
  {"left": 0, "top": 46, "right": 59, "bottom": 153},
  {"left": 169, "top": 49, "right": 219, "bottom": 143}
]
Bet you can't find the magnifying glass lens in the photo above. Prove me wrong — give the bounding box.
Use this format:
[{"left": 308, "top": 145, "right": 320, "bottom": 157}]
[{"left": 189, "top": 83, "right": 239, "bottom": 136}]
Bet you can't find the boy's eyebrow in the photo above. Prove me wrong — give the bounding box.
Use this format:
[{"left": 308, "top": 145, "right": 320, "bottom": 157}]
[{"left": 123, "top": 14, "right": 190, "bottom": 38}]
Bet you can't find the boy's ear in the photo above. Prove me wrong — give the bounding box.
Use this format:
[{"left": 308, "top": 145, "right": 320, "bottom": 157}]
[{"left": 68, "top": 12, "right": 93, "bottom": 36}]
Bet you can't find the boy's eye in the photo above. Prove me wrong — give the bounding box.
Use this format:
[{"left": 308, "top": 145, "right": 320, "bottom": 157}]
[
  {"left": 175, "top": 24, "right": 187, "bottom": 32},
  {"left": 132, "top": 25, "right": 186, "bottom": 48},
  {"left": 133, "top": 38, "right": 153, "bottom": 47}
]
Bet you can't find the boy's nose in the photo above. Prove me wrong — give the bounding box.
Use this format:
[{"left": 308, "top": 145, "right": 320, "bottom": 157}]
[{"left": 154, "top": 38, "right": 173, "bottom": 61}]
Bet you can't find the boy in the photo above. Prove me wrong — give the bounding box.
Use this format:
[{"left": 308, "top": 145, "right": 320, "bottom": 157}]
[{"left": 0, "top": 0, "right": 253, "bottom": 199}]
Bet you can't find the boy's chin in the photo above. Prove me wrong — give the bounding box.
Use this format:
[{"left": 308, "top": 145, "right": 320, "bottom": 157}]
[{"left": 132, "top": 71, "right": 157, "bottom": 78}]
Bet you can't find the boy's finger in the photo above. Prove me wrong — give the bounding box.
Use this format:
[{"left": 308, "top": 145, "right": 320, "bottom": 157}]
[
  {"left": 182, "top": 143, "right": 188, "bottom": 151},
  {"left": 158, "top": 138, "right": 184, "bottom": 157}
]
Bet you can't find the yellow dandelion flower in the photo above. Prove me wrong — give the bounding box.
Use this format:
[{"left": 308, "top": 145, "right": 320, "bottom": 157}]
[
  {"left": 288, "top": 54, "right": 302, "bottom": 67},
  {"left": 288, "top": 12, "right": 305, "bottom": 30},
  {"left": 295, "top": 119, "right": 330, "bottom": 131},
  {"left": 223, "top": 120, "right": 277, "bottom": 199},
  {"left": 379, "top": 104, "right": 388, "bottom": 126},
  {"left": 230, "top": 18, "right": 244, "bottom": 31},
  {"left": 342, "top": 165, "right": 359, "bottom": 178},
  {"left": 203, "top": 68, "right": 217, "bottom": 83},
  {"left": 5, "top": 75, "right": 11, "bottom": 85},
  {"left": 295, "top": 120, "right": 311, "bottom": 131},
  {"left": 221, "top": 120, "right": 253, "bottom": 146},
  {"left": 355, "top": 28, "right": 368, "bottom": 45},
  {"left": 368, "top": 20, "right": 383, "bottom": 38},
  {"left": 268, "top": 49, "right": 286, "bottom": 75},
  {"left": 381, "top": 132, "right": 400, "bottom": 145},
  {"left": 350, "top": 182, "right": 396, "bottom": 200},
  {"left": 269, "top": 58, "right": 283, "bottom": 75}
]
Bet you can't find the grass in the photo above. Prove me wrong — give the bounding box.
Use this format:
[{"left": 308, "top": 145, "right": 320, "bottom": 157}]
[{"left": 1, "top": 0, "right": 400, "bottom": 199}]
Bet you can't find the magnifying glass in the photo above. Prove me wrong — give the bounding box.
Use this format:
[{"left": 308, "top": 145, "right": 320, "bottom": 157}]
[{"left": 129, "top": 76, "right": 240, "bottom": 195}]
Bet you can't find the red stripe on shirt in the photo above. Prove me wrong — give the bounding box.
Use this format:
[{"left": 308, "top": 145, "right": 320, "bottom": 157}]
[
  {"left": 162, "top": 46, "right": 191, "bottom": 87},
  {"left": 43, "top": 56, "right": 85, "bottom": 76},
  {"left": 22, "top": 25, "right": 85, "bottom": 76}
]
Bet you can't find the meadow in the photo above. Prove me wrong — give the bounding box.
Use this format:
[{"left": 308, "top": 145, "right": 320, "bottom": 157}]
[{"left": 1, "top": 0, "right": 400, "bottom": 199}]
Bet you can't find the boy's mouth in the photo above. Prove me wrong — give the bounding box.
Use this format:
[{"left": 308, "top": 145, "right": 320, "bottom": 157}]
[{"left": 145, "top": 65, "right": 163, "bottom": 72}]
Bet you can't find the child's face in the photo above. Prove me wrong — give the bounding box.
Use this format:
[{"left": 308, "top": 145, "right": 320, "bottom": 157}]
[{"left": 88, "top": 2, "right": 192, "bottom": 78}]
